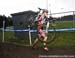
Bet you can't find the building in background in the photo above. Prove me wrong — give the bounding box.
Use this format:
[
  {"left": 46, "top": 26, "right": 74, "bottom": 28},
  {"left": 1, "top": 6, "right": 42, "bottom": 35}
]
[{"left": 11, "top": 10, "right": 37, "bottom": 39}]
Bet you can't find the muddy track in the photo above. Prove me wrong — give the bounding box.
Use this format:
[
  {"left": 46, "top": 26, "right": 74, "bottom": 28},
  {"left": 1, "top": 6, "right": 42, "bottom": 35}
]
[{"left": 0, "top": 43, "right": 75, "bottom": 58}]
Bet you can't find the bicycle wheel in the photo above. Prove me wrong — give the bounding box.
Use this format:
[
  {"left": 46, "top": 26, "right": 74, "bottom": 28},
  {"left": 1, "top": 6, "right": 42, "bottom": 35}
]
[{"left": 38, "top": 23, "right": 56, "bottom": 44}]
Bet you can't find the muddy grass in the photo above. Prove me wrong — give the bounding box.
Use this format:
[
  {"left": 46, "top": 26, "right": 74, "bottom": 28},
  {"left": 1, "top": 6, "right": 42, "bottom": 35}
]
[{"left": 0, "top": 42, "right": 75, "bottom": 58}]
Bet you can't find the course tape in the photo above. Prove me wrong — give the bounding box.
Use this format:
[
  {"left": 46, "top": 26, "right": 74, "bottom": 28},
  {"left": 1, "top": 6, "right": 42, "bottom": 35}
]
[{"left": 0, "top": 28, "right": 75, "bottom": 32}]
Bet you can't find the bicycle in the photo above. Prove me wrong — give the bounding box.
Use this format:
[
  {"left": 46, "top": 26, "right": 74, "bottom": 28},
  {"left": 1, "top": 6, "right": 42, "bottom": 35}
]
[{"left": 29, "top": 8, "right": 56, "bottom": 44}]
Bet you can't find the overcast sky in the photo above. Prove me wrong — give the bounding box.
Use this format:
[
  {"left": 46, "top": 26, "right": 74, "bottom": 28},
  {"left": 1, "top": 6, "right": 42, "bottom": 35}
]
[{"left": 0, "top": 0, "right": 75, "bottom": 17}]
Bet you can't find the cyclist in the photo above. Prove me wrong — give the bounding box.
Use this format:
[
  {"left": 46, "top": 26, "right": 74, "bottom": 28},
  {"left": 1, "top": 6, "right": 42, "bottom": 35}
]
[{"left": 32, "top": 9, "right": 49, "bottom": 51}]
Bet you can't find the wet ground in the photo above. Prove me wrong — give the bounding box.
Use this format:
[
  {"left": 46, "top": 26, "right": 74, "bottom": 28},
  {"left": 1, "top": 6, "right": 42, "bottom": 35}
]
[{"left": 0, "top": 43, "right": 75, "bottom": 58}]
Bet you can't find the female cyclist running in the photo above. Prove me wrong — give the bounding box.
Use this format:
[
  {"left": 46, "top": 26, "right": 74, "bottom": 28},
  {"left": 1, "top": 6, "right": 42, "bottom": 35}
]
[{"left": 32, "top": 9, "right": 49, "bottom": 51}]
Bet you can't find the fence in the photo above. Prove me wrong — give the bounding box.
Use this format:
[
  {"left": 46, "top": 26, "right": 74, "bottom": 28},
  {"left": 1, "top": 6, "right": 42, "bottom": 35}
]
[
  {"left": 0, "top": 11, "right": 75, "bottom": 46},
  {"left": 50, "top": 11, "right": 75, "bottom": 29}
]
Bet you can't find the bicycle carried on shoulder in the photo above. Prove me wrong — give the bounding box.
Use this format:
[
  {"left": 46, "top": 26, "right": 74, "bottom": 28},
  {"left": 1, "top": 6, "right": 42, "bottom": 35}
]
[{"left": 29, "top": 8, "right": 57, "bottom": 43}]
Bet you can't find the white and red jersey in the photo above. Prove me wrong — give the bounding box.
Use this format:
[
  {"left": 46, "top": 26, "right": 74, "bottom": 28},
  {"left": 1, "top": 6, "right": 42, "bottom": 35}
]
[
  {"left": 36, "top": 15, "right": 47, "bottom": 36},
  {"left": 37, "top": 15, "right": 46, "bottom": 26}
]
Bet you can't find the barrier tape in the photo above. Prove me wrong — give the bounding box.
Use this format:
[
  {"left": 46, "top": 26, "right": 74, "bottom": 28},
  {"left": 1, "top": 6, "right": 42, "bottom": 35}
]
[{"left": 0, "top": 28, "right": 75, "bottom": 32}]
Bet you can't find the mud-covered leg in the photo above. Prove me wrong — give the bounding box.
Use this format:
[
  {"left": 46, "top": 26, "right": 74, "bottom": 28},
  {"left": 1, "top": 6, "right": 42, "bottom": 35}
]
[
  {"left": 43, "top": 35, "right": 49, "bottom": 51},
  {"left": 32, "top": 35, "right": 40, "bottom": 49}
]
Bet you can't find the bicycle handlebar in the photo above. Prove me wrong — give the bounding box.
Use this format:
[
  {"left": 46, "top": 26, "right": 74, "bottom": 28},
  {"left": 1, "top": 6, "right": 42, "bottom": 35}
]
[
  {"left": 38, "top": 7, "right": 45, "bottom": 11},
  {"left": 38, "top": 8, "right": 42, "bottom": 10}
]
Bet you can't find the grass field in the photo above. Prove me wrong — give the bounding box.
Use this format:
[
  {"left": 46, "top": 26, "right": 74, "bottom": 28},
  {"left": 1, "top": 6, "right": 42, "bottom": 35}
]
[
  {"left": 55, "top": 21, "right": 75, "bottom": 29},
  {"left": 0, "top": 21, "right": 75, "bottom": 48}
]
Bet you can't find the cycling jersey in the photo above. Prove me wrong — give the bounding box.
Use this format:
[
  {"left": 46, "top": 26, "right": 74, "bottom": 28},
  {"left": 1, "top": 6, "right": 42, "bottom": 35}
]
[{"left": 37, "top": 15, "right": 47, "bottom": 36}]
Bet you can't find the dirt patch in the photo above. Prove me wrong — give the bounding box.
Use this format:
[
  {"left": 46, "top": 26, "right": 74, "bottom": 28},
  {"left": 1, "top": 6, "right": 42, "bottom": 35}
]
[{"left": 0, "top": 43, "right": 75, "bottom": 58}]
